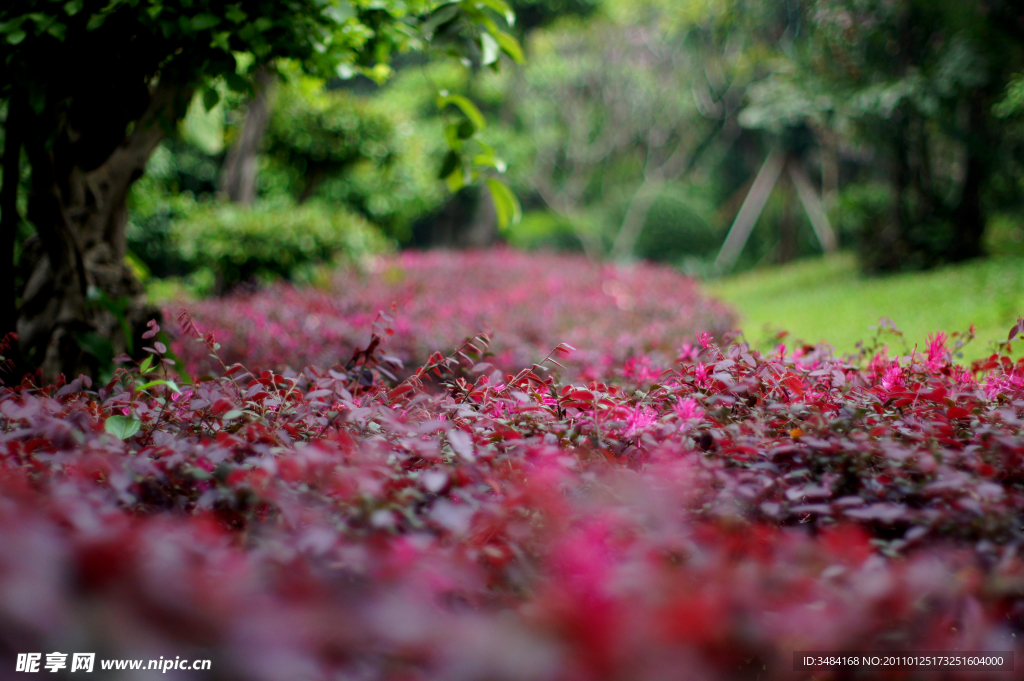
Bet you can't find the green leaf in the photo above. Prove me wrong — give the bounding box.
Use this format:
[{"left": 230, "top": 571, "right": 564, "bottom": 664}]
[
  {"left": 486, "top": 178, "right": 521, "bottom": 229},
  {"left": 480, "top": 32, "right": 499, "bottom": 66},
  {"left": 202, "top": 87, "right": 220, "bottom": 112},
  {"left": 139, "top": 355, "right": 154, "bottom": 375},
  {"left": 225, "top": 5, "right": 248, "bottom": 24},
  {"left": 46, "top": 22, "right": 67, "bottom": 41},
  {"left": 224, "top": 72, "right": 250, "bottom": 94},
  {"left": 86, "top": 13, "right": 107, "bottom": 30},
  {"left": 105, "top": 414, "right": 142, "bottom": 440},
  {"left": 444, "top": 123, "right": 463, "bottom": 150},
  {"left": 137, "top": 379, "right": 182, "bottom": 393},
  {"left": 446, "top": 167, "right": 468, "bottom": 192},
  {"left": 64, "top": 0, "right": 83, "bottom": 16},
  {"left": 211, "top": 31, "right": 230, "bottom": 51},
  {"left": 457, "top": 119, "right": 476, "bottom": 139},
  {"left": 493, "top": 30, "right": 524, "bottom": 64},
  {"left": 438, "top": 150, "right": 461, "bottom": 180},
  {"left": 473, "top": 153, "right": 506, "bottom": 172},
  {"left": 422, "top": 3, "right": 461, "bottom": 38},
  {"left": 6, "top": 30, "right": 26, "bottom": 45},
  {"left": 325, "top": 1, "right": 355, "bottom": 24},
  {"left": 191, "top": 13, "right": 221, "bottom": 31},
  {"left": 437, "top": 92, "right": 486, "bottom": 130},
  {"left": 478, "top": 0, "right": 515, "bottom": 26}
]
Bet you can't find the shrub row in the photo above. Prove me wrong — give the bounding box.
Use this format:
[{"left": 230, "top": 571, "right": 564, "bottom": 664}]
[
  {"left": 171, "top": 248, "right": 735, "bottom": 380},
  {"left": 168, "top": 200, "right": 390, "bottom": 294}
]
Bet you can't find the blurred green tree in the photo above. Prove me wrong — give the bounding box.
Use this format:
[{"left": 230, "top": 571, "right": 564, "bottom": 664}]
[
  {"left": 0, "top": 0, "right": 521, "bottom": 379},
  {"left": 505, "top": 0, "right": 801, "bottom": 264},
  {"left": 509, "top": 17, "right": 721, "bottom": 260},
  {"left": 262, "top": 75, "right": 447, "bottom": 242},
  {"left": 743, "top": 0, "right": 1024, "bottom": 272}
]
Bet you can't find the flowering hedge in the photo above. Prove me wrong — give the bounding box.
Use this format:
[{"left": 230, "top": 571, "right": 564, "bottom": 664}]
[
  {"left": 2, "top": 285, "right": 1024, "bottom": 678},
  {"left": 171, "top": 249, "right": 734, "bottom": 382}
]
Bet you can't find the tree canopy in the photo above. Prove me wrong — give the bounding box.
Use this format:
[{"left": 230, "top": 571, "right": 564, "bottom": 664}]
[{"left": 0, "top": 0, "right": 522, "bottom": 379}]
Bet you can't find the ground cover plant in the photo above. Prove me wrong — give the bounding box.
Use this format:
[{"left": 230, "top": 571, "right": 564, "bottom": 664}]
[
  {"left": 170, "top": 249, "right": 735, "bottom": 382},
  {"left": 2, "top": 271, "right": 1024, "bottom": 679}
]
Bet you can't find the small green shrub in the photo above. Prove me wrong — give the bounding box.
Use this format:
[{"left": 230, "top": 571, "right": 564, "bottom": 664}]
[
  {"left": 634, "top": 183, "right": 723, "bottom": 265},
  {"left": 506, "top": 210, "right": 585, "bottom": 252},
  {"left": 984, "top": 212, "right": 1024, "bottom": 257},
  {"left": 833, "top": 183, "right": 892, "bottom": 243},
  {"left": 170, "top": 201, "right": 390, "bottom": 294}
]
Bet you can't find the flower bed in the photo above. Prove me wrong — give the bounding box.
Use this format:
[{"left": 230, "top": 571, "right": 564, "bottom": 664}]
[
  {"left": 1, "top": 297, "right": 1024, "bottom": 679},
  {"left": 170, "top": 249, "right": 734, "bottom": 382}
]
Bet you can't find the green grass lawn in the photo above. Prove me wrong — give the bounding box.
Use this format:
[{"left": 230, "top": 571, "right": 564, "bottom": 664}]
[{"left": 705, "top": 252, "right": 1024, "bottom": 360}]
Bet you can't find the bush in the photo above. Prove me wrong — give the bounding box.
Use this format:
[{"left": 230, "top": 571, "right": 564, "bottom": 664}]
[
  {"left": 984, "top": 212, "right": 1024, "bottom": 257},
  {"left": 126, "top": 141, "right": 223, "bottom": 279},
  {"left": 168, "top": 248, "right": 735, "bottom": 378},
  {"left": 263, "top": 78, "right": 447, "bottom": 242},
  {"left": 169, "top": 200, "right": 390, "bottom": 294},
  {"left": 1, "top": 311, "right": 1024, "bottom": 679},
  {"left": 505, "top": 210, "right": 587, "bottom": 252},
  {"left": 838, "top": 182, "right": 968, "bottom": 273},
  {"left": 634, "top": 183, "right": 723, "bottom": 265}
]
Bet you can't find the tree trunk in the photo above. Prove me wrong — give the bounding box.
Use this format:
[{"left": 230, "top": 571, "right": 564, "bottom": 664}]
[
  {"left": 459, "top": 188, "right": 499, "bottom": 247},
  {"left": 1, "top": 100, "right": 25, "bottom": 346},
  {"left": 16, "top": 79, "right": 187, "bottom": 380},
  {"left": 219, "top": 68, "right": 275, "bottom": 205},
  {"left": 949, "top": 96, "right": 988, "bottom": 262}
]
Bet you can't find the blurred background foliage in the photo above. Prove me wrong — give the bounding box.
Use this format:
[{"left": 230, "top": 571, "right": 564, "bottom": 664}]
[{"left": 96, "top": 0, "right": 1024, "bottom": 309}]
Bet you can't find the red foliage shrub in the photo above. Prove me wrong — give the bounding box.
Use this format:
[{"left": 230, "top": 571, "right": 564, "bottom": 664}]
[
  {"left": 171, "top": 249, "right": 734, "bottom": 382},
  {"left": 1, "top": 274, "right": 1024, "bottom": 679}
]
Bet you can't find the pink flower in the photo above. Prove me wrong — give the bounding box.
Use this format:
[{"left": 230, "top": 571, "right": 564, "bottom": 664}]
[
  {"left": 673, "top": 397, "right": 704, "bottom": 422},
  {"left": 880, "top": 360, "right": 904, "bottom": 392},
  {"left": 676, "top": 343, "right": 699, "bottom": 363},
  {"left": 926, "top": 333, "right": 948, "bottom": 371},
  {"left": 621, "top": 356, "right": 661, "bottom": 384},
  {"left": 693, "top": 362, "right": 711, "bottom": 387},
  {"left": 985, "top": 366, "right": 1024, "bottom": 399},
  {"left": 624, "top": 404, "right": 657, "bottom": 438}
]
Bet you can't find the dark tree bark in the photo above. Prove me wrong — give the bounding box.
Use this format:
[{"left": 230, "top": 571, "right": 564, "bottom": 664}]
[
  {"left": 1, "top": 100, "right": 25, "bottom": 346},
  {"left": 219, "top": 68, "right": 275, "bottom": 205},
  {"left": 460, "top": 188, "right": 499, "bottom": 248},
  {"left": 950, "top": 96, "right": 988, "bottom": 262},
  {"left": 15, "top": 79, "right": 188, "bottom": 380}
]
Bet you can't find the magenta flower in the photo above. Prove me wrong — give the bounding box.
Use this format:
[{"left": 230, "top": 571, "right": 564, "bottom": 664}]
[
  {"left": 624, "top": 404, "right": 658, "bottom": 438},
  {"left": 926, "top": 333, "right": 949, "bottom": 371},
  {"left": 880, "top": 360, "right": 904, "bottom": 392},
  {"left": 673, "top": 397, "right": 704, "bottom": 422}
]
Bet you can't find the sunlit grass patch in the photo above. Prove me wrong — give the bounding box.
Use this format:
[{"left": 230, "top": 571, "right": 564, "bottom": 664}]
[{"left": 707, "top": 252, "right": 1024, "bottom": 359}]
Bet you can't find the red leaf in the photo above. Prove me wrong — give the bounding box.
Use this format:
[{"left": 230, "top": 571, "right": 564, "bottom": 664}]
[{"left": 389, "top": 384, "right": 415, "bottom": 400}]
